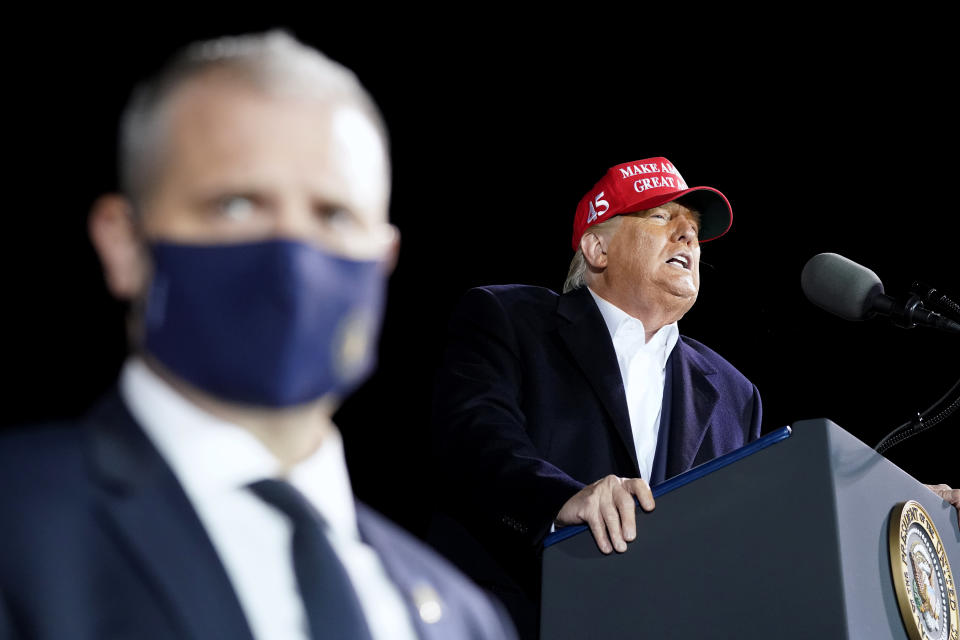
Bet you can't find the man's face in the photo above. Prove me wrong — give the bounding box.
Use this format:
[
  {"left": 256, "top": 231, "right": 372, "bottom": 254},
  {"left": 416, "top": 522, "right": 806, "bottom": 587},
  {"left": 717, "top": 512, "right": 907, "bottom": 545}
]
[
  {"left": 601, "top": 201, "right": 701, "bottom": 318},
  {"left": 138, "top": 73, "right": 394, "bottom": 261},
  {"left": 87, "top": 72, "right": 398, "bottom": 408}
]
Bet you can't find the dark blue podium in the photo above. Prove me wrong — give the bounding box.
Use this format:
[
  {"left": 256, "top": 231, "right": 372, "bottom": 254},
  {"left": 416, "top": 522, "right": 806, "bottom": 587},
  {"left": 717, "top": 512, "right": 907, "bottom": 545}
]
[{"left": 540, "top": 419, "right": 959, "bottom": 639}]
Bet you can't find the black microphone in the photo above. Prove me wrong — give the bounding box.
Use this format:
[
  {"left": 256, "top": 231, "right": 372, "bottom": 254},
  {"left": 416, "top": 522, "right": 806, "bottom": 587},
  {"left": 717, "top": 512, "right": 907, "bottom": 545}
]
[{"left": 800, "top": 253, "right": 960, "bottom": 333}]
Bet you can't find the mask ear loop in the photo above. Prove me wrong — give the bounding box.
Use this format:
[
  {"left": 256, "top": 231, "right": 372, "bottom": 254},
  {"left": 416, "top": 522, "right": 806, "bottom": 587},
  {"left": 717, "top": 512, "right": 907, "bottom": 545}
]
[{"left": 125, "top": 202, "right": 156, "bottom": 354}]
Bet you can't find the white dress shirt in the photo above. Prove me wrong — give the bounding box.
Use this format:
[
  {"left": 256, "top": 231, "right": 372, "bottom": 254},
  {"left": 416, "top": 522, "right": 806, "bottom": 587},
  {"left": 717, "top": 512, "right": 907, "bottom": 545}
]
[
  {"left": 587, "top": 288, "right": 679, "bottom": 481},
  {"left": 121, "top": 358, "right": 419, "bottom": 640}
]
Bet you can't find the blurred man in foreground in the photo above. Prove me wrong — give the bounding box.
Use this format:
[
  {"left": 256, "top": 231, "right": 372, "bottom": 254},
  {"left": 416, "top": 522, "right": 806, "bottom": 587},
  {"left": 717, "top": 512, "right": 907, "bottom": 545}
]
[{"left": 0, "top": 31, "right": 514, "bottom": 640}]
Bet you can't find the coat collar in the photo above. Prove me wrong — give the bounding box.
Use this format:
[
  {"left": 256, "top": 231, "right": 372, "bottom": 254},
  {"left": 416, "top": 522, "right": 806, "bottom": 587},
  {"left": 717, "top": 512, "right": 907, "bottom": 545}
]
[
  {"left": 556, "top": 287, "right": 640, "bottom": 475},
  {"left": 556, "top": 287, "right": 720, "bottom": 480},
  {"left": 85, "top": 391, "right": 256, "bottom": 640}
]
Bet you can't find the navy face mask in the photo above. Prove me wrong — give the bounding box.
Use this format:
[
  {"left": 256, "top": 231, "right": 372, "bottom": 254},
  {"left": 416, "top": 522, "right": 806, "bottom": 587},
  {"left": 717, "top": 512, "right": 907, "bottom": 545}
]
[{"left": 142, "top": 239, "right": 387, "bottom": 407}]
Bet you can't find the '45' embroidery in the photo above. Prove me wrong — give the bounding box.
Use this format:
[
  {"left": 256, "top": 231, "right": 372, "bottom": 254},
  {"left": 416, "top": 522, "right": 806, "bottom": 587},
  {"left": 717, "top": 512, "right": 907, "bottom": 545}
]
[{"left": 585, "top": 192, "right": 609, "bottom": 224}]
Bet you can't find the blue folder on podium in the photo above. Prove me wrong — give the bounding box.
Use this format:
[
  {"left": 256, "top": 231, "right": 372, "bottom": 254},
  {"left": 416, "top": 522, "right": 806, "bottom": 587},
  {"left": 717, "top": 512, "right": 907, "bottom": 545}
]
[{"left": 539, "top": 419, "right": 960, "bottom": 640}]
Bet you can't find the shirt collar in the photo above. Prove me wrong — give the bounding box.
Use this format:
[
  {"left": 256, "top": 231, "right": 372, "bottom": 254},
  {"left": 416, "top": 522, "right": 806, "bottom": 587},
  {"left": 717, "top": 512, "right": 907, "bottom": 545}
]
[
  {"left": 120, "top": 357, "right": 359, "bottom": 540},
  {"left": 586, "top": 287, "right": 680, "bottom": 369}
]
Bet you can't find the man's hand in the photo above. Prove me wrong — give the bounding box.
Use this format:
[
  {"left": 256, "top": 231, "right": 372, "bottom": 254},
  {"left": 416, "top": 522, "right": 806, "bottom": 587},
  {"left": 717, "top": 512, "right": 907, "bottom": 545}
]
[
  {"left": 555, "top": 475, "right": 655, "bottom": 554},
  {"left": 926, "top": 484, "right": 960, "bottom": 528}
]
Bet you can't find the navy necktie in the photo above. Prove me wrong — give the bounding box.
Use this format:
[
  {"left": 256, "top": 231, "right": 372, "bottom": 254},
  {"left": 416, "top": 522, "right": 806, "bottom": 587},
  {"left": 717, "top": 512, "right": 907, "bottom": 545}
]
[{"left": 249, "top": 478, "right": 374, "bottom": 640}]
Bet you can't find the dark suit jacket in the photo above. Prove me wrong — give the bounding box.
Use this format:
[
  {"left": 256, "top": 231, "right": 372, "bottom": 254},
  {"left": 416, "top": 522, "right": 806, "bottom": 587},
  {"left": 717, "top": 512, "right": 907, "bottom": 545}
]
[
  {"left": 429, "top": 285, "right": 762, "bottom": 635},
  {"left": 0, "top": 391, "right": 516, "bottom": 640}
]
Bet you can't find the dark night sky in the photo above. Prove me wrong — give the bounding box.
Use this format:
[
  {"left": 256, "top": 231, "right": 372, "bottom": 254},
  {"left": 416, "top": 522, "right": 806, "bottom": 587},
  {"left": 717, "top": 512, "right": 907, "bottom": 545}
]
[{"left": 5, "top": 18, "right": 958, "bottom": 533}]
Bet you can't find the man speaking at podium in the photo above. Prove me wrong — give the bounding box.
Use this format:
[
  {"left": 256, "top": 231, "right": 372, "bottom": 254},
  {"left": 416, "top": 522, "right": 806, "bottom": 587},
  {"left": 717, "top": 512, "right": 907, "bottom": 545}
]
[
  {"left": 430, "top": 158, "right": 763, "bottom": 637},
  {"left": 0, "top": 32, "right": 515, "bottom": 640}
]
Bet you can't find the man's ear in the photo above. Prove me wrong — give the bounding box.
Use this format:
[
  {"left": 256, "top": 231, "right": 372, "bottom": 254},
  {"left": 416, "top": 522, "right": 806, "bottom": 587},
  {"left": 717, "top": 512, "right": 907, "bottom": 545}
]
[
  {"left": 580, "top": 230, "right": 609, "bottom": 270},
  {"left": 88, "top": 194, "right": 149, "bottom": 301},
  {"left": 382, "top": 223, "right": 400, "bottom": 275}
]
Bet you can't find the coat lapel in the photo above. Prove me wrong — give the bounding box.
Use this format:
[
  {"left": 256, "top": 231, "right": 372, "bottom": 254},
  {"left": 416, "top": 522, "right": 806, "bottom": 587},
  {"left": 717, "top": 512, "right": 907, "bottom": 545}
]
[
  {"left": 665, "top": 338, "right": 720, "bottom": 478},
  {"left": 355, "top": 505, "right": 466, "bottom": 640},
  {"left": 85, "top": 392, "right": 255, "bottom": 640},
  {"left": 648, "top": 354, "right": 674, "bottom": 486},
  {"left": 555, "top": 288, "right": 640, "bottom": 476}
]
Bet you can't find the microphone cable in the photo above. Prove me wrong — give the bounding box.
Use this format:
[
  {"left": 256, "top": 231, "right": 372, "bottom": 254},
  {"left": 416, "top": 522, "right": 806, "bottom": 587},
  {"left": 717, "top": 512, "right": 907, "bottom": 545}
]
[{"left": 875, "top": 375, "right": 960, "bottom": 455}]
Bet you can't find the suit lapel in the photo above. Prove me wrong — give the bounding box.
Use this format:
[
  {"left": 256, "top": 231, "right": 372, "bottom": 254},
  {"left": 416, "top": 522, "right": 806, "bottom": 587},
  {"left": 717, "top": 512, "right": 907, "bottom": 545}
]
[
  {"left": 649, "top": 354, "right": 674, "bottom": 486},
  {"left": 555, "top": 288, "right": 640, "bottom": 475},
  {"left": 355, "top": 505, "right": 460, "bottom": 640},
  {"left": 665, "top": 338, "right": 719, "bottom": 478},
  {"left": 85, "top": 392, "right": 255, "bottom": 640}
]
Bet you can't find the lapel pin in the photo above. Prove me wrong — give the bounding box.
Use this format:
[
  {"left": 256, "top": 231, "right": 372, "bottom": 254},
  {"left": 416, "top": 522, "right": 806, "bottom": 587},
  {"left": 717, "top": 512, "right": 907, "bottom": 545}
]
[{"left": 411, "top": 584, "right": 443, "bottom": 624}]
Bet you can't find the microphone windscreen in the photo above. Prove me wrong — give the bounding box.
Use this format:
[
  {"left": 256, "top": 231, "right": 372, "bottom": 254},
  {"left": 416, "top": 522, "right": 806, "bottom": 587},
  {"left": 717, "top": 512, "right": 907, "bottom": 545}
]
[{"left": 801, "top": 253, "right": 884, "bottom": 321}]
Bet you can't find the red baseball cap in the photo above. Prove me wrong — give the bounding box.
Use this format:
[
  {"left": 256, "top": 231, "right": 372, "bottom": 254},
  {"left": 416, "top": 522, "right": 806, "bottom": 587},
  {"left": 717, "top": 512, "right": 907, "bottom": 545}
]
[{"left": 571, "top": 157, "right": 732, "bottom": 251}]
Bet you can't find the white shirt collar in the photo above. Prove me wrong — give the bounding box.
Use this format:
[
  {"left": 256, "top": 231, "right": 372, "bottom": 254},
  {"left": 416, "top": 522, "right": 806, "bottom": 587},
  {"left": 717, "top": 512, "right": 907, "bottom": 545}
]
[
  {"left": 587, "top": 287, "right": 680, "bottom": 369},
  {"left": 119, "top": 357, "right": 359, "bottom": 540}
]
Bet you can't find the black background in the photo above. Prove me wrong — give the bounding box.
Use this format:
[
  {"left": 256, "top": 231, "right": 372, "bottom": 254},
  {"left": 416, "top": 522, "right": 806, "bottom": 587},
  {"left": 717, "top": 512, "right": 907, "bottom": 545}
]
[{"left": 5, "top": 17, "right": 958, "bottom": 535}]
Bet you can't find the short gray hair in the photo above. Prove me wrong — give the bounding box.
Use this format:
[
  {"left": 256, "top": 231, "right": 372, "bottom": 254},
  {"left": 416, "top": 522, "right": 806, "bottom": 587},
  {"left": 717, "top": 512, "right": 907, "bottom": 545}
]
[
  {"left": 563, "top": 249, "right": 588, "bottom": 293},
  {"left": 119, "top": 30, "right": 388, "bottom": 204}
]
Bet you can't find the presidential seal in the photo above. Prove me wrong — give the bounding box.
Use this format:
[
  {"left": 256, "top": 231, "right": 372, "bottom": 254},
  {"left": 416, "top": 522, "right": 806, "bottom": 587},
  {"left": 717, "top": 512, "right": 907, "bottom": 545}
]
[{"left": 889, "top": 500, "right": 959, "bottom": 640}]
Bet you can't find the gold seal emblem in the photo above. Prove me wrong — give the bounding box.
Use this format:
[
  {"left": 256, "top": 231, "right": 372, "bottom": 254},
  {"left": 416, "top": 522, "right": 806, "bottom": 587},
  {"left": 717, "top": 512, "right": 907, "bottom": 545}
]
[{"left": 889, "top": 500, "right": 959, "bottom": 640}]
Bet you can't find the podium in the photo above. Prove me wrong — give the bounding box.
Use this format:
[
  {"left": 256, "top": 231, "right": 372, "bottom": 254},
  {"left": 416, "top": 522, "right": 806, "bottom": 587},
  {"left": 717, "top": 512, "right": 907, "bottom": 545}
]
[{"left": 540, "top": 419, "right": 960, "bottom": 639}]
